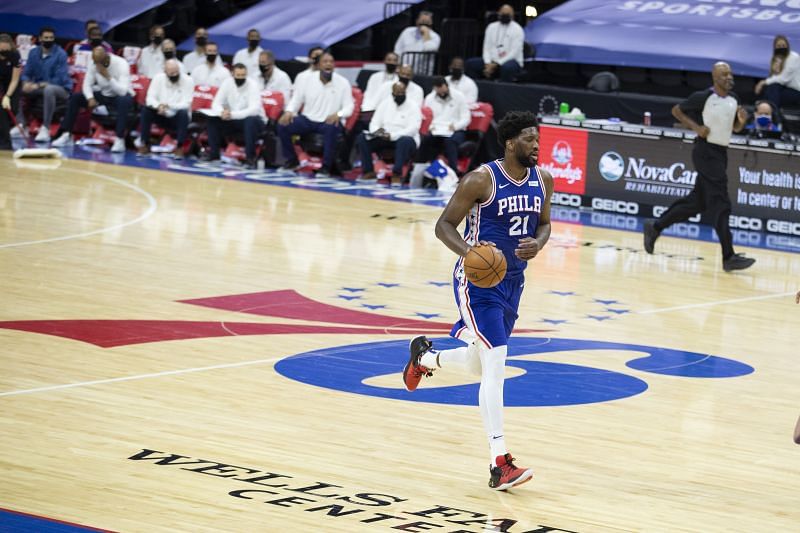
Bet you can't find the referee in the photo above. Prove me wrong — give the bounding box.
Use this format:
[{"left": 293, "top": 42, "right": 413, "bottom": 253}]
[{"left": 643, "top": 62, "right": 755, "bottom": 272}]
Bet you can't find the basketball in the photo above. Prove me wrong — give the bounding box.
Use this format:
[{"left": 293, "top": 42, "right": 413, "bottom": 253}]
[{"left": 463, "top": 244, "right": 507, "bottom": 288}]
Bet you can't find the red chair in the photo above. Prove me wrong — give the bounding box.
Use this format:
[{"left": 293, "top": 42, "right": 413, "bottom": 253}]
[
  {"left": 456, "top": 101, "right": 494, "bottom": 174},
  {"left": 420, "top": 106, "right": 433, "bottom": 135},
  {"left": 261, "top": 90, "right": 285, "bottom": 122},
  {"left": 187, "top": 85, "right": 218, "bottom": 157}
]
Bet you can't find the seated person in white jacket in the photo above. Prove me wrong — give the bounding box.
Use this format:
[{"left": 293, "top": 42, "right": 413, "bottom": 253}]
[
  {"left": 232, "top": 28, "right": 263, "bottom": 79},
  {"left": 203, "top": 64, "right": 266, "bottom": 168},
  {"left": 190, "top": 42, "right": 231, "bottom": 88},
  {"left": 52, "top": 46, "right": 134, "bottom": 152},
  {"left": 356, "top": 82, "right": 421, "bottom": 186},
  {"left": 258, "top": 50, "right": 292, "bottom": 96},
  {"left": 361, "top": 52, "right": 399, "bottom": 113},
  {"left": 137, "top": 59, "right": 193, "bottom": 157},
  {"left": 756, "top": 35, "right": 800, "bottom": 110},
  {"left": 377, "top": 64, "right": 424, "bottom": 107},
  {"left": 446, "top": 56, "right": 478, "bottom": 104},
  {"left": 277, "top": 52, "right": 354, "bottom": 178},
  {"left": 417, "top": 77, "right": 471, "bottom": 172},
  {"left": 465, "top": 4, "right": 524, "bottom": 82}
]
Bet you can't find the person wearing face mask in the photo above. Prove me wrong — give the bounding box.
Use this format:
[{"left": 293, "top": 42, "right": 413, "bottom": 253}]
[
  {"left": 356, "top": 82, "right": 421, "bottom": 186},
  {"left": 159, "top": 40, "right": 186, "bottom": 74},
  {"left": 137, "top": 59, "right": 193, "bottom": 157},
  {"left": 233, "top": 29, "right": 264, "bottom": 80},
  {"left": 378, "top": 64, "right": 424, "bottom": 107},
  {"left": 745, "top": 100, "right": 781, "bottom": 137},
  {"left": 643, "top": 62, "right": 754, "bottom": 272},
  {"left": 182, "top": 27, "right": 221, "bottom": 74},
  {"left": 137, "top": 25, "right": 166, "bottom": 78},
  {"left": 52, "top": 46, "right": 134, "bottom": 153},
  {"left": 203, "top": 64, "right": 265, "bottom": 168},
  {"left": 755, "top": 35, "right": 800, "bottom": 111},
  {"left": 257, "top": 50, "right": 292, "bottom": 95},
  {"left": 292, "top": 46, "right": 325, "bottom": 94},
  {"left": 278, "top": 52, "right": 354, "bottom": 177},
  {"left": 20, "top": 27, "right": 72, "bottom": 143},
  {"left": 190, "top": 42, "right": 231, "bottom": 88},
  {"left": 72, "top": 22, "right": 113, "bottom": 72},
  {"left": 394, "top": 11, "right": 440, "bottom": 75},
  {"left": 417, "top": 77, "right": 471, "bottom": 172},
  {"left": 0, "top": 34, "right": 22, "bottom": 151},
  {"left": 361, "top": 52, "right": 399, "bottom": 115},
  {"left": 466, "top": 4, "right": 524, "bottom": 82},
  {"left": 446, "top": 56, "right": 478, "bottom": 104}
]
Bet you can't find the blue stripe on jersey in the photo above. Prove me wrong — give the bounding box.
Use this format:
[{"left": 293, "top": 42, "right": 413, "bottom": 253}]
[{"left": 461, "top": 159, "right": 546, "bottom": 279}]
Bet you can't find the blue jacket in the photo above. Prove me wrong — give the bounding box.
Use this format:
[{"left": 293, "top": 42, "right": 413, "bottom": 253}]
[{"left": 22, "top": 45, "right": 72, "bottom": 91}]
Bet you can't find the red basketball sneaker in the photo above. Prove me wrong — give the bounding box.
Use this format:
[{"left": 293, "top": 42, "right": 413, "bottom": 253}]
[
  {"left": 488, "top": 453, "right": 533, "bottom": 491},
  {"left": 403, "top": 336, "right": 435, "bottom": 391}
]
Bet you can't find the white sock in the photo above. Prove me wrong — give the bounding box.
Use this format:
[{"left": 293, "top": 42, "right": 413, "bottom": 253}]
[
  {"left": 419, "top": 349, "right": 439, "bottom": 369},
  {"left": 478, "top": 344, "right": 508, "bottom": 465}
]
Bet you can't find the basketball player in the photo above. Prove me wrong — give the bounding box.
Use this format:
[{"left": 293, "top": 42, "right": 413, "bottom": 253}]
[{"left": 402, "top": 111, "right": 553, "bottom": 490}]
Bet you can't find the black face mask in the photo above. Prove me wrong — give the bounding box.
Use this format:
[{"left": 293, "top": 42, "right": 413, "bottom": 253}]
[
  {"left": 438, "top": 91, "right": 449, "bottom": 100},
  {"left": 152, "top": 36, "right": 163, "bottom": 46},
  {"left": 0, "top": 50, "right": 7, "bottom": 59},
  {"left": 234, "top": 77, "right": 246, "bottom": 87},
  {"left": 320, "top": 70, "right": 333, "bottom": 81},
  {"left": 206, "top": 53, "right": 217, "bottom": 64},
  {"left": 90, "top": 38, "right": 103, "bottom": 47},
  {"left": 168, "top": 74, "right": 180, "bottom": 83},
  {"left": 385, "top": 63, "right": 397, "bottom": 73},
  {"left": 450, "top": 68, "right": 463, "bottom": 80},
  {"left": 418, "top": 23, "right": 432, "bottom": 29},
  {"left": 260, "top": 64, "right": 271, "bottom": 75},
  {"left": 248, "top": 39, "right": 260, "bottom": 50},
  {"left": 775, "top": 47, "right": 789, "bottom": 58},
  {"left": 499, "top": 14, "right": 512, "bottom": 24},
  {"left": 195, "top": 37, "right": 207, "bottom": 47},
  {"left": 398, "top": 76, "right": 410, "bottom": 86},
  {"left": 312, "top": 55, "right": 321, "bottom": 65},
  {"left": 393, "top": 94, "right": 406, "bottom": 106},
  {"left": 41, "top": 41, "right": 54, "bottom": 50},
  {"left": 163, "top": 50, "right": 175, "bottom": 59}
]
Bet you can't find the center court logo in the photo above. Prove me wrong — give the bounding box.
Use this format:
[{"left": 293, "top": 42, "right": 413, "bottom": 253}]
[
  {"left": 275, "top": 336, "right": 753, "bottom": 407},
  {"left": 598, "top": 151, "right": 625, "bottom": 182}
]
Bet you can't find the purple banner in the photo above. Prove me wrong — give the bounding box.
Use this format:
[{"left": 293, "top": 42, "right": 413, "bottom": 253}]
[
  {"left": 526, "top": 0, "right": 800, "bottom": 76},
  {"left": 0, "top": 0, "right": 167, "bottom": 39},
  {"left": 180, "top": 0, "right": 422, "bottom": 60}
]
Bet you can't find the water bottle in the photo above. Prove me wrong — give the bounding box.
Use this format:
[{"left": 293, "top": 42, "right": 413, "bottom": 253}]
[
  {"left": 643, "top": 111, "right": 652, "bottom": 126},
  {"left": 559, "top": 102, "right": 570, "bottom": 116}
]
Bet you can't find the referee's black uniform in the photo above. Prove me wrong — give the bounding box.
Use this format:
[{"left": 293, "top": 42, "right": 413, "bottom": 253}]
[{"left": 644, "top": 63, "right": 755, "bottom": 272}]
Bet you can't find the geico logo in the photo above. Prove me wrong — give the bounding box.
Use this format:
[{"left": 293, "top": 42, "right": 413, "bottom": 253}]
[
  {"left": 731, "top": 230, "right": 762, "bottom": 246},
  {"left": 663, "top": 223, "right": 699, "bottom": 238},
  {"left": 552, "top": 206, "right": 581, "bottom": 222},
  {"left": 552, "top": 192, "right": 582, "bottom": 207},
  {"left": 590, "top": 212, "right": 638, "bottom": 229},
  {"left": 729, "top": 215, "right": 763, "bottom": 231},
  {"left": 652, "top": 205, "right": 700, "bottom": 222},
  {"left": 767, "top": 219, "right": 800, "bottom": 235},
  {"left": 591, "top": 197, "right": 639, "bottom": 214}
]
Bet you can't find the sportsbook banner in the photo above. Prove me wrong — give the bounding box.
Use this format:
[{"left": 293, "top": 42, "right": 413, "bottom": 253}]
[{"left": 539, "top": 125, "right": 800, "bottom": 233}]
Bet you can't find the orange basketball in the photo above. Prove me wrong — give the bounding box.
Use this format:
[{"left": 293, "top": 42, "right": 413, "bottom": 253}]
[{"left": 463, "top": 244, "right": 507, "bottom": 288}]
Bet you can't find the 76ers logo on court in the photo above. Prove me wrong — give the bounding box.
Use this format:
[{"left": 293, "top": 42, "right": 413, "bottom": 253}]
[
  {"left": 0, "top": 288, "right": 753, "bottom": 407},
  {"left": 275, "top": 337, "right": 752, "bottom": 407}
]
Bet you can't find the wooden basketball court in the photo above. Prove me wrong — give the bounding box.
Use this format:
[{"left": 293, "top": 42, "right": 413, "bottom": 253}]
[{"left": 1, "top": 153, "right": 798, "bottom": 532}]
